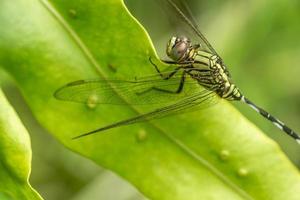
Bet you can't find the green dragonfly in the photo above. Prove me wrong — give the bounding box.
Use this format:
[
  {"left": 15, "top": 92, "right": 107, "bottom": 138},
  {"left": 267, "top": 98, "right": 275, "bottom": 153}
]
[{"left": 55, "top": 0, "right": 300, "bottom": 143}]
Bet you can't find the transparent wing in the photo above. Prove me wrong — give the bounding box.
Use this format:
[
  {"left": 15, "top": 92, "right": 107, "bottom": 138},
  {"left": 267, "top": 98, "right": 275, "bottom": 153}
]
[
  {"left": 54, "top": 72, "right": 208, "bottom": 105},
  {"left": 125, "top": 0, "right": 219, "bottom": 57},
  {"left": 163, "top": 0, "right": 218, "bottom": 55},
  {"left": 73, "top": 88, "right": 219, "bottom": 139}
]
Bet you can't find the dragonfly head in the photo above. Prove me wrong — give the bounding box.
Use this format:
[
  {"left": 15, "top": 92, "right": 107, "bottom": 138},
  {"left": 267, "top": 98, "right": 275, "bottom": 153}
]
[{"left": 166, "top": 36, "right": 192, "bottom": 62}]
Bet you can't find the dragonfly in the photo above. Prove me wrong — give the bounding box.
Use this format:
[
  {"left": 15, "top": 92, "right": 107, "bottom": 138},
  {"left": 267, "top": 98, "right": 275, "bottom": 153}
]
[{"left": 54, "top": 0, "right": 300, "bottom": 143}]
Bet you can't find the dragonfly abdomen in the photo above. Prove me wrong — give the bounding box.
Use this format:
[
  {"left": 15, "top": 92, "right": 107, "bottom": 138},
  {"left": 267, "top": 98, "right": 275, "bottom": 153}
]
[
  {"left": 241, "top": 96, "right": 300, "bottom": 143},
  {"left": 219, "top": 83, "right": 242, "bottom": 101}
]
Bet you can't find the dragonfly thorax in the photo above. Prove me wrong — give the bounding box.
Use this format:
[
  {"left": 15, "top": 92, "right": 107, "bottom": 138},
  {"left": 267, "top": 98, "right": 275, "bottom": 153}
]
[
  {"left": 166, "top": 36, "right": 196, "bottom": 63},
  {"left": 209, "top": 56, "right": 241, "bottom": 100},
  {"left": 189, "top": 52, "right": 242, "bottom": 101}
]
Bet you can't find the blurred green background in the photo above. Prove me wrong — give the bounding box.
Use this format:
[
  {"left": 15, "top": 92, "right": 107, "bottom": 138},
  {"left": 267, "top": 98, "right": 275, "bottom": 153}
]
[{"left": 0, "top": 0, "right": 299, "bottom": 199}]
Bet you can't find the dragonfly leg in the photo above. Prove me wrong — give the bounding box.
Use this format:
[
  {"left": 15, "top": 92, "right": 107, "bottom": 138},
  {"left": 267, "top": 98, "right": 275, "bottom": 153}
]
[
  {"left": 136, "top": 71, "right": 186, "bottom": 96},
  {"left": 162, "top": 59, "right": 208, "bottom": 66},
  {"left": 149, "top": 57, "right": 182, "bottom": 80},
  {"left": 149, "top": 57, "right": 190, "bottom": 80},
  {"left": 161, "top": 59, "right": 194, "bottom": 66}
]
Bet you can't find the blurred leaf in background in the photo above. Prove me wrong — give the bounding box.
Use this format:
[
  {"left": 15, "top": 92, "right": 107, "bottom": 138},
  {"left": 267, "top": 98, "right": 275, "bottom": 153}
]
[{"left": 0, "top": 88, "right": 41, "bottom": 200}]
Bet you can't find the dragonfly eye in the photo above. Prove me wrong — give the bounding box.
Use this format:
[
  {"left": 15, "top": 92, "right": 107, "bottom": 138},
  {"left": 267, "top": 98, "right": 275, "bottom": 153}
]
[{"left": 166, "top": 36, "right": 191, "bottom": 62}]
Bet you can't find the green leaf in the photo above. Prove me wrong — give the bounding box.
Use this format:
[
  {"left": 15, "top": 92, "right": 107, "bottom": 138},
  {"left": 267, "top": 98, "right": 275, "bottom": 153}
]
[
  {"left": 0, "top": 90, "right": 42, "bottom": 200},
  {"left": 0, "top": 0, "right": 299, "bottom": 199}
]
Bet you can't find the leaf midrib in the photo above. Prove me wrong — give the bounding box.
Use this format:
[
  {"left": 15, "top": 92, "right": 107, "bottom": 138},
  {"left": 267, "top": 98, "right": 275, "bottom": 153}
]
[{"left": 38, "top": 0, "right": 254, "bottom": 199}]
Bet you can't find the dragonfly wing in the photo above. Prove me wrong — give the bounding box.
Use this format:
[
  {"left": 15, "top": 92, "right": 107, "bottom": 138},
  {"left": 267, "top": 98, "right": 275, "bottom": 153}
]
[
  {"left": 72, "top": 88, "right": 218, "bottom": 139},
  {"left": 54, "top": 73, "right": 205, "bottom": 105},
  {"left": 152, "top": 0, "right": 219, "bottom": 56},
  {"left": 164, "top": 0, "right": 218, "bottom": 55}
]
